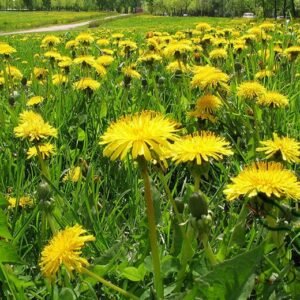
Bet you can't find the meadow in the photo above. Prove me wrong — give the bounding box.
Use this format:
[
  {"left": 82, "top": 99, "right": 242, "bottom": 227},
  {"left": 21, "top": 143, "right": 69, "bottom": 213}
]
[
  {"left": 0, "top": 11, "right": 114, "bottom": 32},
  {"left": 0, "top": 15, "right": 300, "bottom": 299}
]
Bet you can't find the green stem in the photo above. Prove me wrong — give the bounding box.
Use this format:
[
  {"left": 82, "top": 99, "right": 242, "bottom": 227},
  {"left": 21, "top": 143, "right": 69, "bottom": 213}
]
[
  {"left": 202, "top": 233, "right": 217, "bottom": 265},
  {"left": 138, "top": 157, "right": 164, "bottom": 299},
  {"left": 193, "top": 174, "right": 200, "bottom": 193},
  {"left": 35, "top": 144, "right": 50, "bottom": 178},
  {"left": 81, "top": 268, "right": 139, "bottom": 300}
]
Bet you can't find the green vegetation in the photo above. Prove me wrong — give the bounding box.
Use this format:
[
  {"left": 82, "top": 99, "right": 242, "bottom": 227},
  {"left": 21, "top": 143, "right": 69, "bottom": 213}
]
[
  {"left": 0, "top": 16, "right": 300, "bottom": 300},
  {"left": 0, "top": 11, "right": 114, "bottom": 32}
]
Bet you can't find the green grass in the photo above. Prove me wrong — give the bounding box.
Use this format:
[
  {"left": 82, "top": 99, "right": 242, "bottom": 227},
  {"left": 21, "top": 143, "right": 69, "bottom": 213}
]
[
  {"left": 0, "top": 11, "right": 115, "bottom": 32},
  {"left": 0, "top": 15, "right": 300, "bottom": 300}
]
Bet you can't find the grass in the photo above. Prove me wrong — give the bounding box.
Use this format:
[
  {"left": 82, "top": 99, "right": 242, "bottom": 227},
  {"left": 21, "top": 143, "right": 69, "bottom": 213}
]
[
  {"left": 0, "top": 11, "right": 115, "bottom": 32},
  {"left": 0, "top": 14, "right": 300, "bottom": 300}
]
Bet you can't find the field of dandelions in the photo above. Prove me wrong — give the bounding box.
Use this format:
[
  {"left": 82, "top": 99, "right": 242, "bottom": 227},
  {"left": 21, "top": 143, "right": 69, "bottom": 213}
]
[{"left": 0, "top": 16, "right": 300, "bottom": 299}]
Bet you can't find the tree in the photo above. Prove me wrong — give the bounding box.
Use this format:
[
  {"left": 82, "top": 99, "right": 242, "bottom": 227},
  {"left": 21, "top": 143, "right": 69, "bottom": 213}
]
[
  {"left": 23, "top": 0, "right": 33, "bottom": 9},
  {"left": 42, "top": 0, "right": 51, "bottom": 10}
]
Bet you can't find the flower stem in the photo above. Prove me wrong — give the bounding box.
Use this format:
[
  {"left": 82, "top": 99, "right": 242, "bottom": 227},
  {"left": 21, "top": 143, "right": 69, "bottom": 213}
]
[
  {"left": 138, "top": 157, "right": 164, "bottom": 299},
  {"left": 82, "top": 268, "right": 139, "bottom": 300},
  {"left": 193, "top": 174, "right": 200, "bottom": 193}
]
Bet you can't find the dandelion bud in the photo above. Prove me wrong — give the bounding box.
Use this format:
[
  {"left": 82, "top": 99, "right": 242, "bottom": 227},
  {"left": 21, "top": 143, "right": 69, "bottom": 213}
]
[
  {"left": 36, "top": 181, "right": 52, "bottom": 202},
  {"left": 188, "top": 192, "right": 208, "bottom": 220}
]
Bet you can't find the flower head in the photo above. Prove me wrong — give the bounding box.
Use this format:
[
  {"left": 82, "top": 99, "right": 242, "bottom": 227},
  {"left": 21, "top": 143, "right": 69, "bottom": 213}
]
[
  {"left": 224, "top": 162, "right": 300, "bottom": 201},
  {"left": 191, "top": 66, "right": 229, "bottom": 92},
  {"left": 73, "top": 77, "right": 100, "bottom": 91},
  {"left": 0, "top": 42, "right": 16, "bottom": 56},
  {"left": 257, "top": 133, "right": 300, "bottom": 163},
  {"left": 41, "top": 35, "right": 61, "bottom": 48},
  {"left": 8, "top": 196, "right": 33, "bottom": 208},
  {"left": 39, "top": 224, "right": 95, "bottom": 279},
  {"left": 63, "top": 166, "right": 82, "bottom": 182},
  {"left": 27, "top": 143, "right": 55, "bottom": 159},
  {"left": 209, "top": 48, "right": 228, "bottom": 60},
  {"left": 14, "top": 111, "right": 57, "bottom": 141},
  {"left": 256, "top": 91, "right": 289, "bottom": 108},
  {"left": 237, "top": 81, "right": 266, "bottom": 100},
  {"left": 27, "top": 96, "right": 44, "bottom": 106},
  {"left": 168, "top": 131, "right": 233, "bottom": 165},
  {"left": 100, "top": 111, "right": 179, "bottom": 161}
]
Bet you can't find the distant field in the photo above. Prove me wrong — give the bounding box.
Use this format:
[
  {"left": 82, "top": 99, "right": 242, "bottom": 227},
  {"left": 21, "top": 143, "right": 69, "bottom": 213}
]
[{"left": 0, "top": 11, "right": 115, "bottom": 32}]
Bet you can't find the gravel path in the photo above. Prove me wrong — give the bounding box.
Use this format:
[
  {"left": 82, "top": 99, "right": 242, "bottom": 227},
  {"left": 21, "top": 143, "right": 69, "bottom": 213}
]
[{"left": 0, "top": 14, "right": 129, "bottom": 36}]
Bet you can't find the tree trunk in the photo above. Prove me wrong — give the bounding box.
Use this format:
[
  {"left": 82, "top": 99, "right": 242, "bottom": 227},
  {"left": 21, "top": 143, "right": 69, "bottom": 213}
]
[
  {"left": 274, "top": 0, "right": 277, "bottom": 20},
  {"left": 290, "top": 0, "right": 297, "bottom": 17},
  {"left": 283, "top": 0, "right": 287, "bottom": 18}
]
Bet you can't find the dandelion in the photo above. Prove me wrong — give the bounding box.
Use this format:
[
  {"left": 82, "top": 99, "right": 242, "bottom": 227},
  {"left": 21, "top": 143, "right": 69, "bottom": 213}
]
[
  {"left": 100, "top": 111, "right": 179, "bottom": 161},
  {"left": 8, "top": 196, "right": 33, "bottom": 208},
  {"left": 255, "top": 69, "right": 273, "bottom": 80},
  {"left": 237, "top": 81, "right": 266, "bottom": 100},
  {"left": 73, "top": 77, "right": 100, "bottom": 92},
  {"left": 73, "top": 55, "right": 95, "bottom": 67},
  {"left": 41, "top": 35, "right": 61, "bottom": 48},
  {"left": 257, "top": 133, "right": 300, "bottom": 163},
  {"left": 96, "top": 55, "right": 114, "bottom": 66},
  {"left": 122, "top": 66, "right": 141, "bottom": 80},
  {"left": 63, "top": 166, "right": 82, "bottom": 182},
  {"left": 26, "top": 96, "right": 44, "bottom": 106},
  {"left": 209, "top": 48, "right": 228, "bottom": 60},
  {"left": 39, "top": 224, "right": 95, "bottom": 279},
  {"left": 14, "top": 111, "right": 57, "bottom": 141},
  {"left": 65, "top": 40, "right": 78, "bottom": 49},
  {"left": 44, "top": 51, "right": 62, "bottom": 61},
  {"left": 5, "top": 66, "right": 23, "bottom": 80},
  {"left": 33, "top": 67, "right": 48, "bottom": 80},
  {"left": 188, "top": 94, "right": 223, "bottom": 122},
  {"left": 0, "top": 42, "right": 16, "bottom": 56},
  {"left": 96, "top": 38, "right": 110, "bottom": 46},
  {"left": 257, "top": 91, "right": 289, "bottom": 108},
  {"left": 52, "top": 74, "right": 68, "bottom": 85},
  {"left": 27, "top": 143, "right": 55, "bottom": 159},
  {"left": 138, "top": 53, "right": 162, "bottom": 65},
  {"left": 168, "top": 131, "right": 233, "bottom": 165},
  {"left": 166, "top": 61, "right": 190, "bottom": 74},
  {"left": 224, "top": 162, "right": 300, "bottom": 201},
  {"left": 191, "top": 66, "right": 229, "bottom": 92},
  {"left": 164, "top": 42, "right": 192, "bottom": 59},
  {"left": 195, "top": 22, "right": 211, "bottom": 32},
  {"left": 75, "top": 33, "right": 95, "bottom": 45}
]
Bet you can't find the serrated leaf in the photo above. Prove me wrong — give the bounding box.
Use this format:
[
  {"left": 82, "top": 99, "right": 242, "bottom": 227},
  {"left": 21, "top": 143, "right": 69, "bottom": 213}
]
[
  {"left": 0, "top": 241, "right": 23, "bottom": 264},
  {"left": 0, "top": 209, "right": 12, "bottom": 239},
  {"left": 195, "top": 244, "right": 264, "bottom": 300}
]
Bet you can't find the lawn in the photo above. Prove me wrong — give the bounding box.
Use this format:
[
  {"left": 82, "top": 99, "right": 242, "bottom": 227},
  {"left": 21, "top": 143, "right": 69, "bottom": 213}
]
[{"left": 0, "top": 11, "right": 115, "bottom": 32}]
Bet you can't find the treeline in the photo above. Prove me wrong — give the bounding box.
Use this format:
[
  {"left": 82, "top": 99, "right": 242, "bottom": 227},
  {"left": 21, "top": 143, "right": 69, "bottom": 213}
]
[
  {"left": 0, "top": 0, "right": 142, "bottom": 12},
  {"left": 1, "top": 0, "right": 299, "bottom": 17},
  {"left": 146, "top": 0, "right": 300, "bottom": 18}
]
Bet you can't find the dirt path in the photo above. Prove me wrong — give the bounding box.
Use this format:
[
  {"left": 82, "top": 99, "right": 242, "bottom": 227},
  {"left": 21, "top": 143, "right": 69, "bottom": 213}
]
[{"left": 0, "top": 14, "right": 129, "bottom": 36}]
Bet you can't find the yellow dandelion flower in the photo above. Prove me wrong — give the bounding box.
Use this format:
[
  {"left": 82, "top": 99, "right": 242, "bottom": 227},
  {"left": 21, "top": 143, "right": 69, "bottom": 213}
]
[
  {"left": 44, "top": 51, "right": 62, "bottom": 61},
  {"left": 255, "top": 69, "right": 273, "bottom": 80},
  {"left": 14, "top": 111, "right": 57, "bottom": 141},
  {"left": 52, "top": 74, "right": 68, "bottom": 85},
  {"left": 138, "top": 53, "right": 162, "bottom": 64},
  {"left": 41, "top": 35, "right": 61, "bottom": 48},
  {"left": 65, "top": 40, "right": 79, "bottom": 49},
  {"left": 26, "top": 96, "right": 44, "bottom": 106},
  {"left": 122, "top": 67, "right": 141, "bottom": 79},
  {"left": 73, "top": 77, "right": 100, "bottom": 91},
  {"left": 39, "top": 224, "right": 95, "bottom": 279},
  {"left": 0, "top": 77, "right": 5, "bottom": 87},
  {"left": 237, "top": 81, "right": 266, "bottom": 100},
  {"left": 8, "top": 196, "right": 33, "bottom": 208},
  {"left": 73, "top": 55, "right": 95, "bottom": 66},
  {"left": 101, "top": 48, "right": 114, "bottom": 56},
  {"left": 224, "top": 162, "right": 300, "bottom": 201},
  {"left": 96, "top": 38, "right": 110, "bottom": 46},
  {"left": 91, "top": 63, "right": 107, "bottom": 77},
  {"left": 63, "top": 166, "right": 82, "bottom": 182},
  {"left": 5, "top": 66, "right": 23, "bottom": 80},
  {"left": 164, "top": 42, "right": 192, "bottom": 58},
  {"left": 188, "top": 94, "right": 223, "bottom": 122},
  {"left": 168, "top": 131, "right": 233, "bottom": 165},
  {"left": 257, "top": 91, "right": 289, "bottom": 108},
  {"left": 112, "top": 33, "right": 124, "bottom": 40},
  {"left": 257, "top": 133, "right": 300, "bottom": 163},
  {"left": 209, "top": 48, "right": 228, "bottom": 60},
  {"left": 27, "top": 143, "right": 55, "bottom": 159},
  {"left": 119, "top": 40, "right": 138, "bottom": 51},
  {"left": 166, "top": 61, "right": 190, "bottom": 74},
  {"left": 284, "top": 46, "right": 300, "bottom": 60},
  {"left": 195, "top": 22, "right": 211, "bottom": 32},
  {"left": 75, "top": 33, "right": 95, "bottom": 45},
  {"left": 0, "top": 42, "right": 16, "bottom": 55},
  {"left": 100, "top": 111, "right": 179, "bottom": 161},
  {"left": 191, "top": 67, "right": 229, "bottom": 92},
  {"left": 34, "top": 67, "right": 48, "bottom": 80},
  {"left": 96, "top": 55, "right": 114, "bottom": 66}
]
